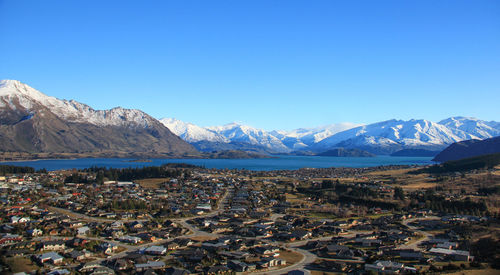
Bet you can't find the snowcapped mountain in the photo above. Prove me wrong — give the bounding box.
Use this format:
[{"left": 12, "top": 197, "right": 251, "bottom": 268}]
[
  {"left": 158, "top": 116, "right": 500, "bottom": 155},
  {"left": 267, "top": 131, "right": 308, "bottom": 150},
  {"left": 438, "top": 117, "right": 500, "bottom": 139},
  {"left": 271, "top": 122, "right": 362, "bottom": 148},
  {"left": 7, "top": 80, "right": 495, "bottom": 156},
  {"left": 207, "top": 123, "right": 291, "bottom": 153},
  {"left": 0, "top": 80, "right": 197, "bottom": 155},
  {"left": 314, "top": 119, "right": 492, "bottom": 154},
  {"left": 159, "top": 119, "right": 295, "bottom": 153},
  {"left": 0, "top": 80, "right": 158, "bottom": 128},
  {"left": 159, "top": 118, "right": 228, "bottom": 143},
  {"left": 7, "top": 79, "right": 497, "bottom": 157}
]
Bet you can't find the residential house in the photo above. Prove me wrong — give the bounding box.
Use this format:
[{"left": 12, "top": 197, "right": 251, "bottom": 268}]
[
  {"left": 42, "top": 240, "right": 66, "bottom": 251},
  {"left": 37, "top": 252, "right": 64, "bottom": 265},
  {"left": 144, "top": 245, "right": 167, "bottom": 255},
  {"left": 429, "top": 248, "right": 473, "bottom": 261},
  {"left": 0, "top": 233, "right": 22, "bottom": 244},
  {"left": 365, "top": 260, "right": 404, "bottom": 274},
  {"left": 135, "top": 261, "right": 166, "bottom": 272},
  {"left": 27, "top": 228, "right": 43, "bottom": 237}
]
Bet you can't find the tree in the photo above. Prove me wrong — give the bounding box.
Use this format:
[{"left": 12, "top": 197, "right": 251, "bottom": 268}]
[
  {"left": 321, "top": 180, "right": 333, "bottom": 189},
  {"left": 394, "top": 187, "right": 405, "bottom": 200}
]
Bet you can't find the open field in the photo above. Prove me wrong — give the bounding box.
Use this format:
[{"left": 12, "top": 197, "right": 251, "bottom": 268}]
[
  {"left": 189, "top": 236, "right": 218, "bottom": 242},
  {"left": 366, "top": 168, "right": 417, "bottom": 176},
  {"left": 279, "top": 249, "right": 304, "bottom": 265},
  {"left": 367, "top": 168, "right": 438, "bottom": 190},
  {"left": 135, "top": 178, "right": 169, "bottom": 189},
  {"left": 285, "top": 193, "right": 308, "bottom": 203},
  {"left": 447, "top": 268, "right": 500, "bottom": 275},
  {"left": 1, "top": 256, "right": 39, "bottom": 273}
]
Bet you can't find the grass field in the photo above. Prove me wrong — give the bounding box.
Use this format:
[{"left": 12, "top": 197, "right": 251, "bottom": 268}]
[
  {"left": 367, "top": 168, "right": 417, "bottom": 176},
  {"left": 135, "top": 178, "right": 168, "bottom": 189},
  {"left": 279, "top": 249, "right": 304, "bottom": 264},
  {"left": 447, "top": 268, "right": 500, "bottom": 275},
  {"left": 2, "top": 256, "right": 39, "bottom": 273},
  {"left": 286, "top": 193, "right": 308, "bottom": 203}
]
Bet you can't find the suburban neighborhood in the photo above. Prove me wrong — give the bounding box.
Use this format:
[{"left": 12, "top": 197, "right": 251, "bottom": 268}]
[{"left": 0, "top": 163, "right": 499, "bottom": 274}]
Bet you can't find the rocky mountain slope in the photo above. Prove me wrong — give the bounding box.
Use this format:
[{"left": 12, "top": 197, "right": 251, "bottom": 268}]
[
  {"left": 7, "top": 80, "right": 496, "bottom": 157},
  {"left": 433, "top": 136, "right": 500, "bottom": 162},
  {"left": 0, "top": 80, "right": 198, "bottom": 156}
]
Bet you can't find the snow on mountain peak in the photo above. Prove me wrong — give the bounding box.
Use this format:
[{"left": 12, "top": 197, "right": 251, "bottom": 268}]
[
  {"left": 3, "top": 81, "right": 499, "bottom": 154},
  {"left": 160, "top": 118, "right": 228, "bottom": 143},
  {"left": 206, "top": 122, "right": 291, "bottom": 152},
  {"left": 277, "top": 122, "right": 363, "bottom": 145},
  {"left": 438, "top": 116, "right": 500, "bottom": 139},
  {"left": 159, "top": 117, "right": 500, "bottom": 154},
  {"left": 314, "top": 118, "right": 485, "bottom": 151},
  {"left": 0, "top": 79, "right": 155, "bottom": 128}
]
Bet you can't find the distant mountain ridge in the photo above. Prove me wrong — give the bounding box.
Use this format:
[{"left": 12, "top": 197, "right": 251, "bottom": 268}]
[
  {"left": 161, "top": 117, "right": 500, "bottom": 155},
  {"left": 317, "top": 148, "right": 375, "bottom": 157},
  {"left": 2, "top": 80, "right": 498, "bottom": 158},
  {"left": 390, "top": 149, "right": 441, "bottom": 157},
  {"left": 433, "top": 136, "right": 500, "bottom": 162},
  {"left": 310, "top": 118, "right": 492, "bottom": 154},
  {"left": 0, "top": 80, "right": 197, "bottom": 156},
  {"left": 269, "top": 122, "right": 362, "bottom": 149},
  {"left": 160, "top": 119, "right": 363, "bottom": 154},
  {"left": 160, "top": 118, "right": 228, "bottom": 143},
  {"left": 439, "top": 117, "right": 500, "bottom": 139}
]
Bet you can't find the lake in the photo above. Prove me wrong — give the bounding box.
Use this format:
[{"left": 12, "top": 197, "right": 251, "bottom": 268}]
[{"left": 1, "top": 155, "right": 435, "bottom": 171}]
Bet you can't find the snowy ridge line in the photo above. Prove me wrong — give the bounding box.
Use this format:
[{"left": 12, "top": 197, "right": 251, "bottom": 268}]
[
  {"left": 0, "top": 79, "right": 157, "bottom": 128},
  {"left": 2, "top": 79, "right": 499, "bottom": 153}
]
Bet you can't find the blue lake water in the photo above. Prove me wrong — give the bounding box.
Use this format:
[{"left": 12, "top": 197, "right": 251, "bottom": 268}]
[{"left": 1, "top": 155, "right": 435, "bottom": 171}]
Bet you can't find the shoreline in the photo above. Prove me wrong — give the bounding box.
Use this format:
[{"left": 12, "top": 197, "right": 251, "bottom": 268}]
[
  {"left": 0, "top": 155, "right": 435, "bottom": 173},
  {"left": 0, "top": 150, "right": 272, "bottom": 163},
  {"left": 0, "top": 155, "right": 275, "bottom": 163}
]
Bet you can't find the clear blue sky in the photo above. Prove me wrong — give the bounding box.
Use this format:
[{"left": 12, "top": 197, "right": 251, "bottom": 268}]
[{"left": 1, "top": 0, "right": 499, "bottom": 130}]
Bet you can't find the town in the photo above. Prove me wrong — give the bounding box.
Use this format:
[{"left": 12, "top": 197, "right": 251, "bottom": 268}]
[{"left": 0, "top": 163, "right": 499, "bottom": 275}]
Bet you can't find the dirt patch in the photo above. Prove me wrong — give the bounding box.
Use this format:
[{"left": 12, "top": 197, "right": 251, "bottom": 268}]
[
  {"left": 189, "top": 236, "right": 218, "bottom": 242},
  {"left": 279, "top": 249, "right": 304, "bottom": 264}
]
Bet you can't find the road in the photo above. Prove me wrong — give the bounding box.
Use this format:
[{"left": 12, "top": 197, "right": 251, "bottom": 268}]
[
  {"left": 45, "top": 188, "right": 368, "bottom": 274},
  {"left": 47, "top": 206, "right": 148, "bottom": 223},
  {"left": 47, "top": 186, "right": 232, "bottom": 225},
  {"left": 251, "top": 247, "right": 317, "bottom": 275},
  {"left": 399, "top": 216, "right": 438, "bottom": 250},
  {"left": 86, "top": 188, "right": 232, "bottom": 263}
]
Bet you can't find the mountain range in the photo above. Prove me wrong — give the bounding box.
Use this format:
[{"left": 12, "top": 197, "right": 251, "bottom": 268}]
[
  {"left": 0, "top": 80, "right": 197, "bottom": 157},
  {"left": 161, "top": 117, "right": 500, "bottom": 155},
  {"left": 1, "top": 80, "right": 499, "bottom": 158}
]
